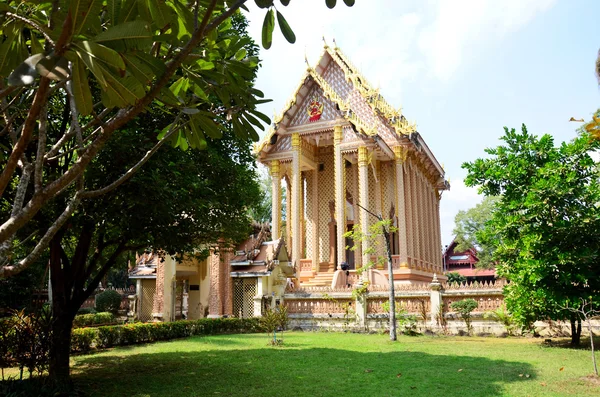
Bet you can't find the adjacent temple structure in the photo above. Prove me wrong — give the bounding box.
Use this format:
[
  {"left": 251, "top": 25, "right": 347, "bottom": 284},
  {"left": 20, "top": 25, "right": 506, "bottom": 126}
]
[
  {"left": 129, "top": 44, "right": 450, "bottom": 322},
  {"left": 255, "top": 43, "right": 449, "bottom": 287}
]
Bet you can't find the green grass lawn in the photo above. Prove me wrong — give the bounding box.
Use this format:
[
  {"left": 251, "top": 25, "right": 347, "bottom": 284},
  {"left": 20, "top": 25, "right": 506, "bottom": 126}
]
[{"left": 66, "top": 332, "right": 599, "bottom": 397}]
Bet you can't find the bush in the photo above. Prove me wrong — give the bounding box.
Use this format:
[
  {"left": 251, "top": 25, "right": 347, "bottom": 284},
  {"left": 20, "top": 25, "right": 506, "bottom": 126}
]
[
  {"left": 73, "top": 312, "right": 116, "bottom": 328},
  {"left": 76, "top": 307, "right": 96, "bottom": 315},
  {"left": 76, "top": 317, "right": 262, "bottom": 351},
  {"left": 2, "top": 308, "right": 52, "bottom": 379},
  {"left": 71, "top": 328, "right": 97, "bottom": 352},
  {"left": 95, "top": 290, "right": 122, "bottom": 314},
  {"left": 450, "top": 298, "right": 479, "bottom": 335}
]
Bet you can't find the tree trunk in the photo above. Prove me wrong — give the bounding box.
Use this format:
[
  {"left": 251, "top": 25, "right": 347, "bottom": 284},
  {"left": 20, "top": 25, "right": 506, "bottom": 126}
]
[
  {"left": 587, "top": 319, "right": 598, "bottom": 376},
  {"left": 381, "top": 221, "right": 396, "bottom": 341},
  {"left": 48, "top": 307, "right": 74, "bottom": 386},
  {"left": 571, "top": 316, "right": 582, "bottom": 346},
  {"left": 48, "top": 234, "right": 75, "bottom": 386}
]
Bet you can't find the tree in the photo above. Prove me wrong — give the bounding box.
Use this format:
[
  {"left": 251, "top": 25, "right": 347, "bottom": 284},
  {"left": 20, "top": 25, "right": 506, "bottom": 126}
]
[
  {"left": 453, "top": 196, "right": 500, "bottom": 269},
  {"left": 463, "top": 125, "right": 600, "bottom": 344},
  {"left": 248, "top": 166, "right": 272, "bottom": 223},
  {"left": 450, "top": 298, "right": 478, "bottom": 335},
  {"left": 0, "top": 0, "right": 355, "bottom": 278},
  {"left": 345, "top": 216, "right": 398, "bottom": 341},
  {"left": 446, "top": 272, "right": 466, "bottom": 285},
  {"left": 45, "top": 107, "right": 261, "bottom": 383}
]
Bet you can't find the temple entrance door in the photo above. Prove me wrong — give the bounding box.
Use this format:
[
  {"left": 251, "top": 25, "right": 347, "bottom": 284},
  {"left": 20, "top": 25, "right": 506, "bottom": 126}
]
[
  {"left": 233, "top": 278, "right": 257, "bottom": 318},
  {"left": 345, "top": 224, "right": 355, "bottom": 269}
]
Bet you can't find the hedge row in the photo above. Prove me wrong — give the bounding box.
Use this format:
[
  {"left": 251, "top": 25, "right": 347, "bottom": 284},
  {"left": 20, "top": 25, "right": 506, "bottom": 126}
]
[
  {"left": 71, "top": 317, "right": 263, "bottom": 353},
  {"left": 72, "top": 312, "right": 116, "bottom": 328}
]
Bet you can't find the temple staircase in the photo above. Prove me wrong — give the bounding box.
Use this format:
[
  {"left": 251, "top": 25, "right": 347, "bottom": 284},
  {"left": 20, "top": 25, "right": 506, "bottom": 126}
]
[{"left": 299, "top": 262, "right": 336, "bottom": 287}]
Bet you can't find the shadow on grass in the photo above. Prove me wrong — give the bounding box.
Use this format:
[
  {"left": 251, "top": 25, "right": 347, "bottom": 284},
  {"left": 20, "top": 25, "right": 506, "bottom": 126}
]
[{"left": 72, "top": 344, "right": 535, "bottom": 397}]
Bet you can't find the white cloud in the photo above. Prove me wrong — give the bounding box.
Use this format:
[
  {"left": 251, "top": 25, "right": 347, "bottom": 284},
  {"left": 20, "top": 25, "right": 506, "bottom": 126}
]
[{"left": 418, "top": 0, "right": 557, "bottom": 81}]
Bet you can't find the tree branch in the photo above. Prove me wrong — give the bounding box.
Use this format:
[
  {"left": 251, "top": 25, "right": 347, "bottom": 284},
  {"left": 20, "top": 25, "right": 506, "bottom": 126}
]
[
  {"left": 0, "top": 77, "right": 51, "bottom": 197},
  {"left": 3, "top": 12, "right": 56, "bottom": 46},
  {"left": 34, "top": 104, "right": 48, "bottom": 191},
  {"left": 0, "top": 193, "right": 81, "bottom": 278},
  {"left": 0, "top": 0, "right": 248, "bottom": 255}
]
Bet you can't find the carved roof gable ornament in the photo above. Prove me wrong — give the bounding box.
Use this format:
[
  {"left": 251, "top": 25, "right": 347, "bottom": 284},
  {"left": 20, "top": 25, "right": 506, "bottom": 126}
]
[{"left": 307, "top": 95, "right": 324, "bottom": 122}]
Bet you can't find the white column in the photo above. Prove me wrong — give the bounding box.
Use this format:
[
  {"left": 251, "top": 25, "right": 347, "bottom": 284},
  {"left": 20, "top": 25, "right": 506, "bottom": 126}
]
[
  {"left": 312, "top": 169, "right": 319, "bottom": 272},
  {"left": 358, "top": 146, "right": 370, "bottom": 269},
  {"left": 394, "top": 147, "right": 408, "bottom": 267},
  {"left": 271, "top": 160, "right": 281, "bottom": 240},
  {"left": 333, "top": 125, "right": 346, "bottom": 268},
  {"left": 291, "top": 133, "right": 301, "bottom": 272}
]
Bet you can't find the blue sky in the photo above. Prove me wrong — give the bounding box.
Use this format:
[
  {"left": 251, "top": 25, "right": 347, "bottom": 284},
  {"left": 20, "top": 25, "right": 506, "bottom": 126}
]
[{"left": 244, "top": 0, "right": 600, "bottom": 247}]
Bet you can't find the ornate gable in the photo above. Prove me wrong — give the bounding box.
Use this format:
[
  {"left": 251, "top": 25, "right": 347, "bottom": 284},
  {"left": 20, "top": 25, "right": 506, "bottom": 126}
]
[{"left": 288, "top": 81, "right": 343, "bottom": 127}]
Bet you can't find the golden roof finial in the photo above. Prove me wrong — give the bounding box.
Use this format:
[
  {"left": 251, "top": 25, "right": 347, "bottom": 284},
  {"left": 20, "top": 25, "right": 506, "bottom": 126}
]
[
  {"left": 322, "top": 35, "right": 328, "bottom": 49},
  {"left": 332, "top": 37, "right": 338, "bottom": 50}
]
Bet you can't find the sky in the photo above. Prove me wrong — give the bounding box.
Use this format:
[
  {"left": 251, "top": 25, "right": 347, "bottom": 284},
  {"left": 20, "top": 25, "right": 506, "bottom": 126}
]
[{"left": 243, "top": 0, "right": 600, "bottom": 247}]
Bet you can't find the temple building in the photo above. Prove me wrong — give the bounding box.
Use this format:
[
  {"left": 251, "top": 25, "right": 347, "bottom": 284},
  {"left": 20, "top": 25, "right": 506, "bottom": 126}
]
[
  {"left": 129, "top": 224, "right": 294, "bottom": 321},
  {"left": 254, "top": 43, "right": 449, "bottom": 286},
  {"left": 129, "top": 44, "right": 450, "bottom": 321},
  {"left": 443, "top": 240, "right": 497, "bottom": 283}
]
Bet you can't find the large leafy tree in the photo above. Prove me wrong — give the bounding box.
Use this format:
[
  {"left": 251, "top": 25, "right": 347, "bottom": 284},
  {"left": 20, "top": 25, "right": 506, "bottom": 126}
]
[
  {"left": 453, "top": 195, "right": 500, "bottom": 269},
  {"left": 0, "top": 0, "right": 354, "bottom": 277},
  {"left": 463, "top": 125, "right": 600, "bottom": 344}
]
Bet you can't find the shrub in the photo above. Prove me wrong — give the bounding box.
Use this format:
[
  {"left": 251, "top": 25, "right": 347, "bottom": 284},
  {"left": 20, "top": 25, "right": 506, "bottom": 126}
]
[
  {"left": 71, "top": 328, "right": 97, "bottom": 353},
  {"left": 447, "top": 272, "right": 467, "bottom": 285},
  {"left": 450, "top": 299, "right": 479, "bottom": 335},
  {"left": 76, "top": 307, "right": 96, "bottom": 315},
  {"left": 73, "top": 312, "right": 116, "bottom": 328},
  {"left": 96, "top": 326, "right": 121, "bottom": 348},
  {"left": 95, "top": 290, "right": 122, "bottom": 314},
  {"left": 4, "top": 308, "right": 52, "bottom": 379},
  {"left": 484, "top": 305, "right": 517, "bottom": 336}
]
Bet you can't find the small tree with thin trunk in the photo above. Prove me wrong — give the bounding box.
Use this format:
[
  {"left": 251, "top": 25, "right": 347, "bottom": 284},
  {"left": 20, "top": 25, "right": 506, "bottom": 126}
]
[
  {"left": 345, "top": 207, "right": 397, "bottom": 341},
  {"left": 451, "top": 298, "right": 478, "bottom": 335},
  {"left": 560, "top": 298, "right": 599, "bottom": 377}
]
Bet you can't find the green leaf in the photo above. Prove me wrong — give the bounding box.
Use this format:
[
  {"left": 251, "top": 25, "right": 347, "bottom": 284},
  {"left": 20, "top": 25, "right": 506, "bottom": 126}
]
[
  {"left": 147, "top": 0, "right": 173, "bottom": 29},
  {"left": 72, "top": 58, "right": 93, "bottom": 116},
  {"left": 280, "top": 0, "right": 290, "bottom": 5},
  {"left": 94, "top": 20, "right": 152, "bottom": 44},
  {"left": 261, "top": 9, "right": 275, "bottom": 49},
  {"left": 276, "top": 11, "right": 295, "bottom": 44},
  {"left": 188, "top": 118, "right": 207, "bottom": 150},
  {"left": 122, "top": 52, "right": 155, "bottom": 84},
  {"left": 234, "top": 49, "right": 247, "bottom": 61},
  {"left": 101, "top": 71, "right": 145, "bottom": 107},
  {"left": 169, "top": 77, "right": 189, "bottom": 98},
  {"left": 343, "top": 0, "right": 355, "bottom": 6},
  {"left": 196, "top": 59, "right": 215, "bottom": 70},
  {"left": 118, "top": 0, "right": 138, "bottom": 24},
  {"left": 73, "top": 41, "right": 126, "bottom": 70},
  {"left": 70, "top": 48, "right": 107, "bottom": 87},
  {"left": 196, "top": 115, "right": 222, "bottom": 139},
  {"left": 70, "top": 0, "right": 103, "bottom": 35},
  {"left": 248, "top": 109, "right": 271, "bottom": 125},
  {"left": 255, "top": 0, "right": 273, "bottom": 9},
  {"left": 325, "top": 0, "right": 337, "bottom": 8},
  {"left": 244, "top": 112, "right": 265, "bottom": 131}
]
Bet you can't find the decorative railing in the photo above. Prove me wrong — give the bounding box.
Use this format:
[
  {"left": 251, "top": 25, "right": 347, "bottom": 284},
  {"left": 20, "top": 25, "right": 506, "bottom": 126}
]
[
  {"left": 367, "top": 297, "right": 430, "bottom": 315},
  {"left": 286, "top": 285, "right": 353, "bottom": 294},
  {"left": 285, "top": 298, "right": 353, "bottom": 314},
  {"left": 299, "top": 259, "right": 313, "bottom": 273},
  {"left": 442, "top": 279, "right": 507, "bottom": 291},
  {"left": 442, "top": 295, "right": 504, "bottom": 313}
]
